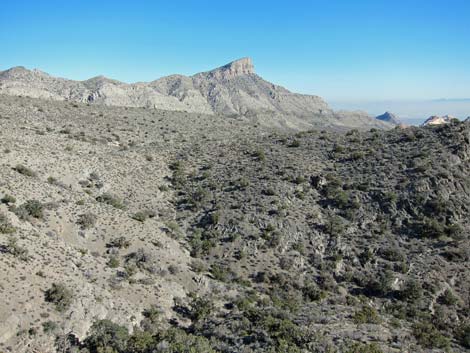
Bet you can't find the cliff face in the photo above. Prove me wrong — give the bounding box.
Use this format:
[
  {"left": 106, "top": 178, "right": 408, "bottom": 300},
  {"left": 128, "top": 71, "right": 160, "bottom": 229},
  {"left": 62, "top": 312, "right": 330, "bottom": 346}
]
[{"left": 201, "top": 57, "right": 255, "bottom": 80}]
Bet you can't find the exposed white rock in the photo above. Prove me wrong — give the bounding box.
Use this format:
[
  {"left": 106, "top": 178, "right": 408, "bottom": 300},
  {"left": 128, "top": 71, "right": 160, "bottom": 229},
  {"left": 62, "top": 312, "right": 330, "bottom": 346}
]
[{"left": 422, "top": 115, "right": 456, "bottom": 126}]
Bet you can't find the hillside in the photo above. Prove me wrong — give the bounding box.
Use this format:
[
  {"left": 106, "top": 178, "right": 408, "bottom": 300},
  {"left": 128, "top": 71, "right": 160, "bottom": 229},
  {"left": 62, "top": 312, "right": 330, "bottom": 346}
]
[
  {"left": 0, "top": 95, "right": 468, "bottom": 353},
  {"left": 0, "top": 59, "right": 392, "bottom": 131}
]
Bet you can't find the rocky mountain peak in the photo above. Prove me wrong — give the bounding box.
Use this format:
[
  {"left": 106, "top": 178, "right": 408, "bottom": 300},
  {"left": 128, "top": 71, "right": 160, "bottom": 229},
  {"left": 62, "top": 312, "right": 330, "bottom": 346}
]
[
  {"left": 375, "top": 111, "right": 401, "bottom": 125},
  {"left": 201, "top": 57, "right": 255, "bottom": 80}
]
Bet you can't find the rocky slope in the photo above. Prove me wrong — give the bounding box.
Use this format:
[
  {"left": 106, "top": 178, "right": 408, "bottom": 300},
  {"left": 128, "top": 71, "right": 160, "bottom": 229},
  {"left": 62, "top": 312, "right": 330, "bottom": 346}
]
[
  {"left": 0, "top": 59, "right": 392, "bottom": 131},
  {"left": 0, "top": 95, "right": 468, "bottom": 353}
]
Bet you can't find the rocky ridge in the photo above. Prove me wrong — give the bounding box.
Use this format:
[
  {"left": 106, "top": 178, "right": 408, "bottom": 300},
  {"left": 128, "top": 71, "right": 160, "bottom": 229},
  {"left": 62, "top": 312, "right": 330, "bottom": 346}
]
[{"left": 0, "top": 59, "right": 393, "bottom": 131}]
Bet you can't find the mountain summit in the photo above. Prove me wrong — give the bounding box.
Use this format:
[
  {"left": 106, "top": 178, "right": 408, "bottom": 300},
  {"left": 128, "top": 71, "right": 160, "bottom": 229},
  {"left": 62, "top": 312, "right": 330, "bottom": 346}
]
[
  {"left": 203, "top": 57, "right": 255, "bottom": 79},
  {"left": 375, "top": 111, "right": 401, "bottom": 125},
  {"left": 0, "top": 59, "right": 392, "bottom": 130}
]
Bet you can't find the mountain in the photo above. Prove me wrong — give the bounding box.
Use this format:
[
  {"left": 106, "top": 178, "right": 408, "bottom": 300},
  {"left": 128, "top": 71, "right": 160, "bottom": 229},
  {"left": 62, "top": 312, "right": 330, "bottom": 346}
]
[
  {"left": 0, "top": 59, "right": 392, "bottom": 130},
  {"left": 375, "top": 111, "right": 401, "bottom": 125},
  {"left": 422, "top": 115, "right": 457, "bottom": 126},
  {"left": 0, "top": 95, "right": 469, "bottom": 353}
]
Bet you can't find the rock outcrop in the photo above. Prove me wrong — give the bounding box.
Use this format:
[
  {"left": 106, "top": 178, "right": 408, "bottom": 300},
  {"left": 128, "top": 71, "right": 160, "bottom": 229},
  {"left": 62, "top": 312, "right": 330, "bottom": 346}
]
[{"left": 422, "top": 115, "right": 457, "bottom": 126}]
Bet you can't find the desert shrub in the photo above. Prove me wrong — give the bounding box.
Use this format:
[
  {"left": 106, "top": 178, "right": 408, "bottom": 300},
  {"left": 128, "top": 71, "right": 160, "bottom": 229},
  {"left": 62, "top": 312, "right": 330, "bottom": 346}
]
[
  {"left": 168, "top": 264, "right": 179, "bottom": 274},
  {"left": 416, "top": 217, "right": 447, "bottom": 238},
  {"left": 333, "top": 144, "right": 345, "bottom": 153},
  {"left": 5, "top": 237, "right": 28, "bottom": 260},
  {"left": 358, "top": 248, "right": 374, "bottom": 265},
  {"left": 190, "top": 259, "right": 207, "bottom": 273},
  {"left": 125, "top": 248, "right": 154, "bottom": 271},
  {"left": 288, "top": 139, "right": 301, "bottom": 147},
  {"left": 365, "top": 271, "right": 394, "bottom": 297},
  {"left": 78, "top": 212, "right": 97, "bottom": 229},
  {"left": 14, "top": 200, "right": 44, "bottom": 219},
  {"left": 439, "top": 288, "right": 459, "bottom": 306},
  {"left": 424, "top": 197, "right": 448, "bottom": 216},
  {"left": 413, "top": 322, "right": 449, "bottom": 349},
  {"left": 107, "top": 236, "right": 131, "bottom": 249},
  {"left": 159, "top": 328, "right": 217, "bottom": 353},
  {"left": 158, "top": 184, "right": 169, "bottom": 192},
  {"left": 263, "top": 187, "right": 277, "bottom": 196},
  {"left": 293, "top": 175, "right": 306, "bottom": 184},
  {"left": 125, "top": 330, "right": 154, "bottom": 352},
  {"left": 207, "top": 211, "right": 220, "bottom": 226},
  {"left": 455, "top": 323, "right": 470, "bottom": 348},
  {"left": 381, "top": 192, "right": 397, "bottom": 208},
  {"left": 330, "top": 189, "right": 350, "bottom": 209},
  {"left": 0, "top": 194, "right": 16, "bottom": 204},
  {"left": 107, "top": 256, "right": 120, "bottom": 268},
  {"left": 0, "top": 213, "right": 15, "bottom": 234},
  {"left": 349, "top": 151, "right": 365, "bottom": 160},
  {"left": 325, "top": 214, "right": 345, "bottom": 236},
  {"left": 189, "top": 295, "right": 214, "bottom": 322},
  {"left": 346, "top": 342, "right": 383, "bottom": 353},
  {"left": 236, "top": 177, "right": 250, "bottom": 189},
  {"left": 13, "top": 164, "right": 37, "bottom": 177},
  {"left": 42, "top": 321, "right": 58, "bottom": 334},
  {"left": 187, "top": 187, "right": 210, "bottom": 209},
  {"left": 211, "top": 263, "right": 230, "bottom": 282},
  {"left": 96, "top": 193, "right": 125, "bottom": 210},
  {"left": 302, "top": 283, "right": 326, "bottom": 302},
  {"left": 47, "top": 176, "right": 58, "bottom": 185},
  {"left": 353, "top": 306, "right": 381, "bottom": 324},
  {"left": 131, "top": 211, "right": 148, "bottom": 222},
  {"left": 252, "top": 148, "right": 266, "bottom": 161},
  {"left": 188, "top": 230, "right": 215, "bottom": 257},
  {"left": 45, "top": 283, "right": 73, "bottom": 312},
  {"left": 399, "top": 279, "right": 423, "bottom": 302},
  {"left": 169, "top": 161, "right": 186, "bottom": 188},
  {"left": 260, "top": 315, "right": 307, "bottom": 348},
  {"left": 140, "top": 306, "right": 162, "bottom": 333},
  {"left": 84, "top": 319, "right": 129, "bottom": 353},
  {"left": 380, "top": 247, "right": 404, "bottom": 262}
]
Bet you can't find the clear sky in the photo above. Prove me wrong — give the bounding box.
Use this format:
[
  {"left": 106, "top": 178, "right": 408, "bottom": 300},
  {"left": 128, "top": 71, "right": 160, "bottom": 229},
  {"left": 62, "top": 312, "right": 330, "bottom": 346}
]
[{"left": 1, "top": 0, "right": 469, "bottom": 101}]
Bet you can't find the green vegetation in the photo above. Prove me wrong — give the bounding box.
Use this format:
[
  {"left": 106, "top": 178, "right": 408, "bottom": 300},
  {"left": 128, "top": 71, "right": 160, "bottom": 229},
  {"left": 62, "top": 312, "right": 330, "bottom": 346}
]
[
  {"left": 13, "top": 199, "right": 44, "bottom": 219},
  {"left": 77, "top": 212, "right": 97, "bottom": 229},
  {"left": 413, "top": 322, "right": 450, "bottom": 349},
  {"left": 13, "top": 164, "right": 37, "bottom": 177},
  {"left": 353, "top": 306, "right": 381, "bottom": 324},
  {"left": 96, "top": 193, "right": 125, "bottom": 209},
  {"left": 44, "top": 283, "right": 73, "bottom": 312},
  {"left": 0, "top": 194, "right": 16, "bottom": 204},
  {"left": 0, "top": 213, "right": 15, "bottom": 234},
  {"left": 5, "top": 237, "right": 28, "bottom": 260}
]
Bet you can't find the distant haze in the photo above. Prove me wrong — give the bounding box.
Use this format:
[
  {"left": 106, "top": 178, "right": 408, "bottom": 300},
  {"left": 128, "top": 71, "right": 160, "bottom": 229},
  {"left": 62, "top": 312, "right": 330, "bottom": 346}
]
[{"left": 330, "top": 99, "right": 470, "bottom": 125}]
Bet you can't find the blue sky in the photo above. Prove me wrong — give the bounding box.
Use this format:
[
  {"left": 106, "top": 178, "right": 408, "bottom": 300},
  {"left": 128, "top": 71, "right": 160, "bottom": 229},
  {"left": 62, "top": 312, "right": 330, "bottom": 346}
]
[{"left": 1, "top": 0, "right": 469, "bottom": 101}]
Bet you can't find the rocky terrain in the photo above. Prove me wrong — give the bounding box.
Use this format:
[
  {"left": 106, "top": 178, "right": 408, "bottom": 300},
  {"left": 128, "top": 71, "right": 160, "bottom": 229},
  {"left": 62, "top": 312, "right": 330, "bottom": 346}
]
[
  {"left": 0, "top": 59, "right": 392, "bottom": 131},
  {"left": 422, "top": 115, "right": 458, "bottom": 126},
  {"left": 0, "top": 94, "right": 468, "bottom": 353}
]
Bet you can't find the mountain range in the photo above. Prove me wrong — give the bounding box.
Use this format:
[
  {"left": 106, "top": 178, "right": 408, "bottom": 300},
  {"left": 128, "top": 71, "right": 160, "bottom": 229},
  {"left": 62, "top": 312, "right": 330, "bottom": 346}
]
[{"left": 0, "top": 58, "right": 393, "bottom": 130}]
